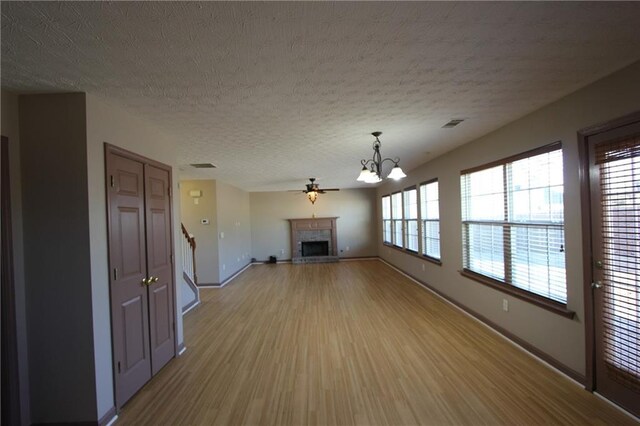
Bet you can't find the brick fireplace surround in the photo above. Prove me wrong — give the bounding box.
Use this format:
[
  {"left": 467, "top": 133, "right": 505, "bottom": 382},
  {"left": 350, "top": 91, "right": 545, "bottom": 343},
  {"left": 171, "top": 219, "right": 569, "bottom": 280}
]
[{"left": 288, "top": 217, "right": 339, "bottom": 263}]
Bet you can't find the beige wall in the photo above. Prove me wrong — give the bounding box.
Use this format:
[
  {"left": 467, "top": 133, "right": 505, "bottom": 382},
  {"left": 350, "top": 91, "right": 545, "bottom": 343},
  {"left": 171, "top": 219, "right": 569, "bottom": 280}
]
[
  {"left": 85, "top": 94, "right": 184, "bottom": 419},
  {"left": 180, "top": 180, "right": 219, "bottom": 283},
  {"left": 216, "top": 180, "right": 252, "bottom": 282},
  {"left": 376, "top": 61, "right": 640, "bottom": 376},
  {"left": 1, "top": 89, "right": 31, "bottom": 424},
  {"left": 179, "top": 179, "right": 252, "bottom": 284},
  {"left": 250, "top": 188, "right": 377, "bottom": 261}
]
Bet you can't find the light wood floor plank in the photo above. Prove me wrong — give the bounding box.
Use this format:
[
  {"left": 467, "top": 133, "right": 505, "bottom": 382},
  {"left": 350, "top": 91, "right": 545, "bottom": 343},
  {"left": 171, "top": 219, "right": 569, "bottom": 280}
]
[{"left": 116, "top": 261, "right": 637, "bottom": 425}]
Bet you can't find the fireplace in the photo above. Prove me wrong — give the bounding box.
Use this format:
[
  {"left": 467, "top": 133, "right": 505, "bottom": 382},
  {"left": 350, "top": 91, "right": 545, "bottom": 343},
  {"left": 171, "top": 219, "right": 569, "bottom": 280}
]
[
  {"left": 302, "top": 241, "right": 329, "bottom": 257},
  {"left": 288, "top": 217, "right": 339, "bottom": 263}
]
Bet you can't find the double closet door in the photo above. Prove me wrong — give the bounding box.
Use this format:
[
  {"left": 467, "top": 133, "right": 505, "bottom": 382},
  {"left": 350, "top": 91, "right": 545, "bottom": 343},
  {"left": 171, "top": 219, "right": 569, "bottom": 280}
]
[{"left": 106, "top": 145, "right": 176, "bottom": 409}]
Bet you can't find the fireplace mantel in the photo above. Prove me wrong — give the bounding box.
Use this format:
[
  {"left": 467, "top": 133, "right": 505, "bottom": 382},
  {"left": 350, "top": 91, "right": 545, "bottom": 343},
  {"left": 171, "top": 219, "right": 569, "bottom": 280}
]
[{"left": 288, "top": 217, "right": 338, "bottom": 263}]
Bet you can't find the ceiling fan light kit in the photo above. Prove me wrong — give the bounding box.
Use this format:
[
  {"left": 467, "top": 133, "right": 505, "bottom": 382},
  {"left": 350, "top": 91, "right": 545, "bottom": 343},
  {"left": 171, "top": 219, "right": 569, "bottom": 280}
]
[
  {"left": 357, "top": 132, "right": 406, "bottom": 183},
  {"left": 292, "top": 178, "right": 340, "bottom": 204}
]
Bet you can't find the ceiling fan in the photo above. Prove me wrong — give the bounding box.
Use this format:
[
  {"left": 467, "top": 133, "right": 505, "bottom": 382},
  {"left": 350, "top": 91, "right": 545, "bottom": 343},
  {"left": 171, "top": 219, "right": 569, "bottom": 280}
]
[{"left": 291, "top": 178, "right": 340, "bottom": 204}]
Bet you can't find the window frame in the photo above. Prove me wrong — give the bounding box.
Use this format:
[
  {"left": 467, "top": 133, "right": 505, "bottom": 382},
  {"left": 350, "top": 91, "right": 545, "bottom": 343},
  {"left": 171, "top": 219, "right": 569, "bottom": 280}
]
[
  {"left": 459, "top": 141, "right": 574, "bottom": 318},
  {"left": 403, "top": 186, "right": 419, "bottom": 253},
  {"left": 381, "top": 195, "right": 392, "bottom": 244},
  {"left": 420, "top": 178, "right": 441, "bottom": 263},
  {"left": 391, "top": 191, "right": 404, "bottom": 248}
]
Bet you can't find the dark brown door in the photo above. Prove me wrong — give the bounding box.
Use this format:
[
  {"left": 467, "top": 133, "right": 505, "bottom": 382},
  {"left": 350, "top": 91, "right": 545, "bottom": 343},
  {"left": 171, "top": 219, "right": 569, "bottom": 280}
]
[
  {"left": 588, "top": 120, "right": 640, "bottom": 417},
  {"left": 106, "top": 146, "right": 176, "bottom": 409},
  {"left": 145, "top": 164, "right": 175, "bottom": 374},
  {"left": 107, "top": 152, "right": 152, "bottom": 408}
]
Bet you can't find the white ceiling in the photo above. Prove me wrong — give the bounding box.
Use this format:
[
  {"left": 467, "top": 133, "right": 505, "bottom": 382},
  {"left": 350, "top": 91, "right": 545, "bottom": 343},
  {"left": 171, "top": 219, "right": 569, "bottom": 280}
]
[{"left": 2, "top": 2, "right": 640, "bottom": 191}]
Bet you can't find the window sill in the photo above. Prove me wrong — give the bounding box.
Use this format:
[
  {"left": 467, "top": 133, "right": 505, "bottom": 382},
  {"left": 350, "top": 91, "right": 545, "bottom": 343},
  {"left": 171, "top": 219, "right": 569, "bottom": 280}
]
[
  {"left": 459, "top": 269, "right": 575, "bottom": 319},
  {"left": 383, "top": 243, "right": 442, "bottom": 266}
]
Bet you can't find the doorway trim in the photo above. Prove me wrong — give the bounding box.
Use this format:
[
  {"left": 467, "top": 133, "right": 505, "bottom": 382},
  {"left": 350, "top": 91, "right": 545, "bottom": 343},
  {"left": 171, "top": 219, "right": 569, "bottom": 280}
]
[
  {"left": 578, "top": 110, "right": 640, "bottom": 392},
  {"left": 1, "top": 135, "right": 21, "bottom": 425},
  {"left": 104, "top": 143, "right": 179, "bottom": 409}
]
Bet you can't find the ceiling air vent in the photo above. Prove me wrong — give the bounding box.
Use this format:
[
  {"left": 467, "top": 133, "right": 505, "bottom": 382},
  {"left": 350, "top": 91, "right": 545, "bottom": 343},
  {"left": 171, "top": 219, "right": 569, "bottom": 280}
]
[
  {"left": 442, "top": 119, "right": 464, "bottom": 128},
  {"left": 190, "top": 163, "right": 217, "bottom": 169}
]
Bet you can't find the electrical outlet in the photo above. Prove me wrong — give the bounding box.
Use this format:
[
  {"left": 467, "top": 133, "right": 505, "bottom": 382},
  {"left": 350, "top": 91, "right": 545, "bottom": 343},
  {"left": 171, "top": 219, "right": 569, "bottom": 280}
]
[
  {"left": 237, "top": 257, "right": 240, "bottom": 262},
  {"left": 346, "top": 246, "right": 350, "bottom": 251},
  {"left": 502, "top": 299, "right": 509, "bottom": 312},
  {"left": 280, "top": 249, "right": 284, "bottom": 255},
  {"left": 422, "top": 264, "right": 425, "bottom": 272},
  {"left": 222, "top": 264, "right": 226, "bottom": 271}
]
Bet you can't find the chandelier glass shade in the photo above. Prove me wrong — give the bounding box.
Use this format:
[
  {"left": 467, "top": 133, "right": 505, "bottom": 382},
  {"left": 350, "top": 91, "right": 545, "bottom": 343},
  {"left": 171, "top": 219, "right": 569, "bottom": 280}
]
[{"left": 357, "top": 132, "right": 406, "bottom": 183}]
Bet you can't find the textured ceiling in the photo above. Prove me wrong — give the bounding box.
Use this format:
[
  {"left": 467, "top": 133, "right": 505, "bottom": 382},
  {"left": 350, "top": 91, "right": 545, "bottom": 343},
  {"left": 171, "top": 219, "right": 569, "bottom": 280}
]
[{"left": 2, "top": 2, "right": 640, "bottom": 191}]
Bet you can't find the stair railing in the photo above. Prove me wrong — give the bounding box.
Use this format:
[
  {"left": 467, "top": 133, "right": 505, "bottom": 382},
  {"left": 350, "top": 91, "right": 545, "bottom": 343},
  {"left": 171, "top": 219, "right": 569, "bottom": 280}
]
[{"left": 181, "top": 223, "right": 197, "bottom": 284}]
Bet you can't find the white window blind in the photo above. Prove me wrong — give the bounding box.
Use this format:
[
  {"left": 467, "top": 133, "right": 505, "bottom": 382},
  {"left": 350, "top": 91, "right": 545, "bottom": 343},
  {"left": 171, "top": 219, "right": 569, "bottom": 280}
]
[
  {"left": 382, "top": 195, "right": 391, "bottom": 244},
  {"left": 404, "top": 188, "right": 418, "bottom": 252},
  {"left": 420, "top": 180, "right": 440, "bottom": 259},
  {"left": 391, "top": 192, "right": 403, "bottom": 247},
  {"left": 461, "top": 144, "right": 566, "bottom": 303}
]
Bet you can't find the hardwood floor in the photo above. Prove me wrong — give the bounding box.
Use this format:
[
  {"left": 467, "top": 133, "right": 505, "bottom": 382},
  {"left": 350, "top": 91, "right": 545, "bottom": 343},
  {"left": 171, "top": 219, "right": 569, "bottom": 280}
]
[{"left": 116, "top": 261, "right": 636, "bottom": 425}]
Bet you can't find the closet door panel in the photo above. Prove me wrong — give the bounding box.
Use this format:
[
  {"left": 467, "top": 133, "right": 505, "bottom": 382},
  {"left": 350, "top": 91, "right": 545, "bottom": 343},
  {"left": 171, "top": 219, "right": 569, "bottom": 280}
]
[
  {"left": 145, "top": 164, "right": 176, "bottom": 375},
  {"left": 107, "top": 152, "right": 151, "bottom": 408}
]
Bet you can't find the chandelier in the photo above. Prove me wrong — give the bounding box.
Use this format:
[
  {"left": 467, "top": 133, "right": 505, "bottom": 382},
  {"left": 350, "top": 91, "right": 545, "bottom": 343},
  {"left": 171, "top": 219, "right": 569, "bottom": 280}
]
[{"left": 357, "top": 132, "right": 406, "bottom": 183}]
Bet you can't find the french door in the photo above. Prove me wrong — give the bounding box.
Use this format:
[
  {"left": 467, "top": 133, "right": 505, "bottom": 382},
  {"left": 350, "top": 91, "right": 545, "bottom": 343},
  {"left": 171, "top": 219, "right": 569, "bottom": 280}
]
[
  {"left": 106, "top": 144, "right": 176, "bottom": 409},
  {"left": 584, "top": 116, "right": 640, "bottom": 417}
]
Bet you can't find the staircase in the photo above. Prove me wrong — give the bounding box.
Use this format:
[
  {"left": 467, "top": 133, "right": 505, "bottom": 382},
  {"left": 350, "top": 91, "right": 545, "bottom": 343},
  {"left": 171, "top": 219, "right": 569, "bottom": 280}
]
[{"left": 181, "top": 223, "right": 200, "bottom": 313}]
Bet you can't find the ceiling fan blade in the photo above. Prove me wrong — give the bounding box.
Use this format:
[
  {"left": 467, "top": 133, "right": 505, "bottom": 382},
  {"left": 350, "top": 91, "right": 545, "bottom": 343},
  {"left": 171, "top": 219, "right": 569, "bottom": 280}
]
[{"left": 322, "top": 188, "right": 340, "bottom": 191}]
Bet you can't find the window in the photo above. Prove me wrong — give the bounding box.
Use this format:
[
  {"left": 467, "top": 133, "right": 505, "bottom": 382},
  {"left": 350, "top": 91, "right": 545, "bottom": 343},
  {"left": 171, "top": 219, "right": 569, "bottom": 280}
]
[
  {"left": 403, "top": 187, "right": 418, "bottom": 252},
  {"left": 420, "top": 180, "right": 440, "bottom": 259},
  {"left": 382, "top": 195, "right": 391, "bottom": 244},
  {"left": 391, "top": 192, "right": 403, "bottom": 247},
  {"left": 461, "top": 143, "right": 566, "bottom": 304}
]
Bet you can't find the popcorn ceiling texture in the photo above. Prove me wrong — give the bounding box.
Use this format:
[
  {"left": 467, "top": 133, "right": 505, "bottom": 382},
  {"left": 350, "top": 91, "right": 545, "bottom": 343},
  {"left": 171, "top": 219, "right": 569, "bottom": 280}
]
[{"left": 2, "top": 2, "right": 640, "bottom": 191}]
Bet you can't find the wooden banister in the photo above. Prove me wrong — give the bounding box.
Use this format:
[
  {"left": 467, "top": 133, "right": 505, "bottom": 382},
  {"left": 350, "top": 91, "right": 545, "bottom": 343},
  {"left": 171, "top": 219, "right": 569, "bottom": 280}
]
[
  {"left": 181, "top": 223, "right": 197, "bottom": 284},
  {"left": 181, "top": 223, "right": 196, "bottom": 250}
]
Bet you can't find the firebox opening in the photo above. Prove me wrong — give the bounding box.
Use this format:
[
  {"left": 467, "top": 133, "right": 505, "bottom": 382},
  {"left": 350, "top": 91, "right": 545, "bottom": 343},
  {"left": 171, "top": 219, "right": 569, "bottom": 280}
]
[{"left": 301, "top": 241, "right": 329, "bottom": 257}]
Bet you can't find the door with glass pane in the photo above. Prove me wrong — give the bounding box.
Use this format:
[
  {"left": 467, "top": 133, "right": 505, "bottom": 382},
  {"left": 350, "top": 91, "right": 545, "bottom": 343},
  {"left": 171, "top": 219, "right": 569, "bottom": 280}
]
[{"left": 588, "top": 120, "right": 640, "bottom": 417}]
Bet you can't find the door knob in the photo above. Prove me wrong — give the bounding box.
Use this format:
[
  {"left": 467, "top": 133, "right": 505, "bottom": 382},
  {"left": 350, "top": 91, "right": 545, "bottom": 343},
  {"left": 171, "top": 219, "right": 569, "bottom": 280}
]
[
  {"left": 151, "top": 276, "right": 159, "bottom": 283},
  {"left": 592, "top": 281, "right": 603, "bottom": 289},
  {"left": 141, "top": 277, "right": 150, "bottom": 286}
]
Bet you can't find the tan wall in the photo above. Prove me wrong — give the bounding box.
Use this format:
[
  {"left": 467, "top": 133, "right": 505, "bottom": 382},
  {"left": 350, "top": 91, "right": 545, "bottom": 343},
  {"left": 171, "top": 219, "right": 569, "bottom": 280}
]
[
  {"left": 216, "top": 180, "right": 252, "bottom": 282},
  {"left": 376, "top": 61, "right": 640, "bottom": 376},
  {"left": 1, "top": 89, "right": 31, "bottom": 424},
  {"left": 180, "top": 180, "right": 219, "bottom": 283},
  {"left": 19, "top": 93, "right": 96, "bottom": 423},
  {"left": 250, "top": 188, "right": 377, "bottom": 261},
  {"left": 85, "top": 94, "right": 183, "bottom": 419},
  {"left": 7, "top": 92, "right": 185, "bottom": 422}
]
